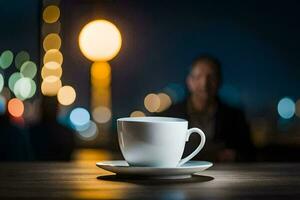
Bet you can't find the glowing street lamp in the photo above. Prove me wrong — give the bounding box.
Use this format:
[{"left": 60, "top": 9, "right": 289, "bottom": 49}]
[
  {"left": 79, "top": 20, "right": 122, "bottom": 62},
  {"left": 78, "top": 19, "right": 122, "bottom": 137}
]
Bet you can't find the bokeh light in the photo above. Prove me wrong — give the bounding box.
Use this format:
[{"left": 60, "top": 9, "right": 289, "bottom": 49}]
[
  {"left": 91, "top": 88, "right": 111, "bottom": 108},
  {"left": 41, "top": 76, "right": 62, "bottom": 96},
  {"left": 43, "top": 5, "right": 60, "bottom": 23},
  {"left": 43, "top": 49, "right": 63, "bottom": 65},
  {"left": 78, "top": 20, "right": 122, "bottom": 62},
  {"left": 295, "top": 99, "right": 300, "bottom": 118},
  {"left": 157, "top": 93, "right": 172, "bottom": 112},
  {"left": 70, "top": 107, "right": 90, "bottom": 131},
  {"left": 14, "top": 77, "right": 31, "bottom": 100},
  {"left": 15, "top": 51, "right": 30, "bottom": 69},
  {"left": 0, "top": 74, "right": 3, "bottom": 93},
  {"left": 20, "top": 61, "right": 37, "bottom": 78},
  {"left": 130, "top": 110, "right": 146, "bottom": 117},
  {"left": 77, "top": 121, "right": 98, "bottom": 141},
  {"left": 57, "top": 86, "right": 76, "bottom": 106},
  {"left": 92, "top": 106, "right": 111, "bottom": 123},
  {"left": 8, "top": 72, "right": 22, "bottom": 92},
  {"left": 0, "top": 50, "right": 14, "bottom": 69},
  {"left": 91, "top": 62, "right": 111, "bottom": 87},
  {"left": 144, "top": 93, "right": 160, "bottom": 112},
  {"left": 43, "top": 33, "right": 61, "bottom": 51},
  {"left": 14, "top": 78, "right": 36, "bottom": 100},
  {"left": 277, "top": 97, "right": 295, "bottom": 119},
  {"left": 27, "top": 80, "right": 36, "bottom": 99},
  {"left": 0, "top": 95, "right": 6, "bottom": 115},
  {"left": 41, "top": 62, "right": 62, "bottom": 79},
  {"left": 91, "top": 62, "right": 111, "bottom": 79},
  {"left": 8, "top": 98, "right": 24, "bottom": 117},
  {"left": 44, "top": 61, "right": 61, "bottom": 70}
]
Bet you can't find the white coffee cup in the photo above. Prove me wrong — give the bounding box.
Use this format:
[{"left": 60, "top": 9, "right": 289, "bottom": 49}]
[{"left": 117, "top": 117, "right": 206, "bottom": 167}]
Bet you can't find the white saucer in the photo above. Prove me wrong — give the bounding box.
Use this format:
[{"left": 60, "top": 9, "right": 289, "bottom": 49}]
[{"left": 96, "top": 160, "right": 213, "bottom": 179}]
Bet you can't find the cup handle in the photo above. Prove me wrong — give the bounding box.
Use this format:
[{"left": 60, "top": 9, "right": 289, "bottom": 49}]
[{"left": 178, "top": 128, "right": 206, "bottom": 166}]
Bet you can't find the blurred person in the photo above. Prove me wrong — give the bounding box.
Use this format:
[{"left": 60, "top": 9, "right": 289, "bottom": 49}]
[
  {"left": 0, "top": 112, "right": 32, "bottom": 161},
  {"left": 29, "top": 96, "right": 74, "bottom": 161},
  {"left": 161, "top": 54, "right": 255, "bottom": 162}
]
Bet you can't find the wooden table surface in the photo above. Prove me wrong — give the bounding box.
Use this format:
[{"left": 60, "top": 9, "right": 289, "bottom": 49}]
[{"left": 0, "top": 161, "right": 299, "bottom": 199}]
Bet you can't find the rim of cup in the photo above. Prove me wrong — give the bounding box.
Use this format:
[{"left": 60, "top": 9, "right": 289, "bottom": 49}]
[{"left": 117, "top": 117, "right": 187, "bottom": 123}]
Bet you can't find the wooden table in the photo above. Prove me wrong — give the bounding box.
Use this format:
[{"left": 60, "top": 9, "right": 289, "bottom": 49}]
[{"left": 0, "top": 162, "right": 299, "bottom": 199}]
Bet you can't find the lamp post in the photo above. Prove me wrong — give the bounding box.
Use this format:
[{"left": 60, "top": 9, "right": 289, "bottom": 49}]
[{"left": 78, "top": 19, "right": 122, "bottom": 143}]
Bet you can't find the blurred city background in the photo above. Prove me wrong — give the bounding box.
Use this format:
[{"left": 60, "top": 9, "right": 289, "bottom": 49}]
[{"left": 1, "top": 0, "right": 300, "bottom": 162}]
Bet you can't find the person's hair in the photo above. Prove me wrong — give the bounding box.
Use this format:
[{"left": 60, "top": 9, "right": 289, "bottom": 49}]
[{"left": 190, "top": 54, "right": 222, "bottom": 85}]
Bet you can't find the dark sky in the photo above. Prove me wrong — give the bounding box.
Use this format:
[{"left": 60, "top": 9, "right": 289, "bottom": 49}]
[
  {"left": 1, "top": 0, "right": 300, "bottom": 119},
  {"left": 0, "top": 0, "right": 40, "bottom": 85}
]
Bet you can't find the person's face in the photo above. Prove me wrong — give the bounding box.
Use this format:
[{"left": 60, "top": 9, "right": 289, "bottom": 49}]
[{"left": 187, "top": 61, "right": 220, "bottom": 100}]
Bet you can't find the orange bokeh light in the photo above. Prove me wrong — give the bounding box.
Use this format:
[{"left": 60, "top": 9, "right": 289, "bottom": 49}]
[{"left": 8, "top": 98, "right": 24, "bottom": 117}]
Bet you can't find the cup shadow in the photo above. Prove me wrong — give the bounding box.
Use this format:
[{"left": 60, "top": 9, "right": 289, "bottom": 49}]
[{"left": 97, "top": 174, "right": 214, "bottom": 185}]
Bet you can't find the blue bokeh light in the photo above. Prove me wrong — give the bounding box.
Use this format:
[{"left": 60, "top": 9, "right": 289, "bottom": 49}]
[
  {"left": 77, "top": 121, "right": 98, "bottom": 141},
  {"left": 69, "top": 107, "right": 90, "bottom": 131},
  {"left": 277, "top": 97, "right": 295, "bottom": 119}
]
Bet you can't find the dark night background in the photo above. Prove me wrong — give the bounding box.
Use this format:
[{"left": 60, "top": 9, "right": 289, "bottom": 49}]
[
  {"left": 61, "top": 0, "right": 300, "bottom": 117},
  {"left": 1, "top": 0, "right": 300, "bottom": 160},
  {"left": 1, "top": 0, "right": 300, "bottom": 116}
]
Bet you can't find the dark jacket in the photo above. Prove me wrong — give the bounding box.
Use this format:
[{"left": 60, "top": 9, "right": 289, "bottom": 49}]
[{"left": 160, "top": 99, "right": 255, "bottom": 162}]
